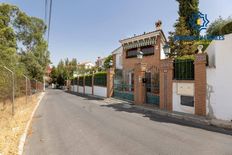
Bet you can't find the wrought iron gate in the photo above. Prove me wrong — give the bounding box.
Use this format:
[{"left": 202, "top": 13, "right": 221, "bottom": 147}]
[
  {"left": 145, "top": 66, "right": 160, "bottom": 105},
  {"left": 113, "top": 69, "right": 134, "bottom": 101}
]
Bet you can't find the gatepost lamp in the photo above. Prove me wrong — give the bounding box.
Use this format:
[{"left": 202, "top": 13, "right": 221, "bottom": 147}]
[
  {"left": 109, "top": 60, "right": 113, "bottom": 68},
  {"left": 197, "top": 45, "right": 204, "bottom": 54},
  {"left": 137, "top": 51, "right": 143, "bottom": 60},
  {"left": 163, "top": 44, "right": 170, "bottom": 57}
]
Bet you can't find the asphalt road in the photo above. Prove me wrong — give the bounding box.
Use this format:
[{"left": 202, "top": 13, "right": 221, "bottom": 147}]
[{"left": 24, "top": 89, "right": 232, "bottom": 155}]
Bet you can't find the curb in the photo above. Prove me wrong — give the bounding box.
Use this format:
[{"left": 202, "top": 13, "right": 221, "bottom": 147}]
[
  {"left": 18, "top": 92, "right": 45, "bottom": 155},
  {"left": 132, "top": 105, "right": 232, "bottom": 129}
]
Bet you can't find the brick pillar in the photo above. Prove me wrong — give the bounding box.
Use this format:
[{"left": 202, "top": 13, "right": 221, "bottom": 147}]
[
  {"left": 83, "top": 76, "right": 85, "bottom": 94},
  {"left": 134, "top": 63, "right": 147, "bottom": 105},
  {"left": 159, "top": 59, "right": 173, "bottom": 111},
  {"left": 107, "top": 68, "right": 115, "bottom": 98},
  {"left": 112, "top": 54, "right": 116, "bottom": 70},
  {"left": 92, "top": 74, "right": 94, "bottom": 95},
  {"left": 67, "top": 80, "right": 71, "bottom": 92},
  {"left": 77, "top": 77, "right": 79, "bottom": 93},
  {"left": 194, "top": 54, "right": 207, "bottom": 116}
]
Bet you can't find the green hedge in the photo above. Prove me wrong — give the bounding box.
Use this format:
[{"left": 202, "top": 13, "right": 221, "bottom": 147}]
[
  {"left": 79, "top": 76, "right": 84, "bottom": 86},
  {"left": 94, "top": 72, "right": 107, "bottom": 87},
  {"left": 85, "top": 75, "right": 92, "bottom": 86}
]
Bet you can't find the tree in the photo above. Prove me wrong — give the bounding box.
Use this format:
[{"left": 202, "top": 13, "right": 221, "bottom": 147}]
[
  {"left": 103, "top": 55, "right": 113, "bottom": 69},
  {"left": 168, "top": 0, "right": 199, "bottom": 57},
  {"left": 206, "top": 16, "right": 232, "bottom": 36},
  {"left": 0, "top": 3, "right": 50, "bottom": 81}
]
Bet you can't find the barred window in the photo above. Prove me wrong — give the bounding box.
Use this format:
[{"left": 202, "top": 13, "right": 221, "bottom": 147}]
[
  {"left": 141, "top": 46, "right": 154, "bottom": 56},
  {"left": 126, "top": 48, "right": 137, "bottom": 58}
]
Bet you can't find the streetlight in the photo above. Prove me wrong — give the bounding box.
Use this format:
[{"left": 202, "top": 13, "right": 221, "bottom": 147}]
[
  {"left": 109, "top": 60, "right": 113, "bottom": 68},
  {"left": 3, "top": 66, "right": 15, "bottom": 115},
  {"left": 197, "top": 45, "right": 204, "bottom": 54},
  {"left": 137, "top": 51, "right": 143, "bottom": 60},
  {"left": 163, "top": 44, "right": 170, "bottom": 57}
]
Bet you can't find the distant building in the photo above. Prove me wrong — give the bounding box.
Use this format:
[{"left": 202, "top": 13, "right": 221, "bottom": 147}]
[
  {"left": 77, "top": 61, "right": 95, "bottom": 69},
  {"left": 95, "top": 57, "right": 107, "bottom": 68},
  {"left": 112, "top": 46, "right": 123, "bottom": 70}
]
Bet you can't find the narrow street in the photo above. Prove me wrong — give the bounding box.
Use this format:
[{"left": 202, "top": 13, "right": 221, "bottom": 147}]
[{"left": 24, "top": 89, "right": 232, "bottom": 155}]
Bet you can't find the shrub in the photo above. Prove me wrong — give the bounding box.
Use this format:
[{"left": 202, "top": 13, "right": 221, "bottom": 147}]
[
  {"left": 94, "top": 72, "right": 107, "bottom": 87},
  {"left": 79, "top": 76, "right": 84, "bottom": 86},
  {"left": 85, "top": 75, "right": 92, "bottom": 86}
]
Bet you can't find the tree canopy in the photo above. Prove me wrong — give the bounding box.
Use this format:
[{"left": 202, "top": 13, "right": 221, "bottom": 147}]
[
  {"left": 168, "top": 0, "right": 199, "bottom": 57},
  {"left": 0, "top": 3, "right": 50, "bottom": 81},
  {"left": 206, "top": 16, "right": 232, "bottom": 36}
]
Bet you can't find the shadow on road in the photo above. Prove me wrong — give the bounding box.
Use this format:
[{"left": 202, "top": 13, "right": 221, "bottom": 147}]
[
  {"left": 64, "top": 90, "right": 232, "bottom": 136},
  {"left": 66, "top": 91, "right": 104, "bottom": 101},
  {"left": 101, "top": 103, "right": 232, "bottom": 136}
]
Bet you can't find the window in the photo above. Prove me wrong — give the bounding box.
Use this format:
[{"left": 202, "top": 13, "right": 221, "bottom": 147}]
[
  {"left": 181, "top": 96, "right": 194, "bottom": 107},
  {"left": 126, "top": 48, "right": 137, "bottom": 58},
  {"left": 141, "top": 46, "right": 154, "bottom": 56}
]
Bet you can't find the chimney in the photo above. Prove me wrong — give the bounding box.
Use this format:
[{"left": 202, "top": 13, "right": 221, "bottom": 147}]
[{"left": 155, "top": 20, "right": 162, "bottom": 30}]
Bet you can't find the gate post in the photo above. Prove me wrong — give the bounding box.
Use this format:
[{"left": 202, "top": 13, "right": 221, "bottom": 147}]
[
  {"left": 107, "top": 68, "right": 115, "bottom": 98},
  {"left": 134, "top": 63, "right": 147, "bottom": 105},
  {"left": 159, "top": 59, "right": 173, "bottom": 111},
  {"left": 194, "top": 54, "right": 207, "bottom": 116}
]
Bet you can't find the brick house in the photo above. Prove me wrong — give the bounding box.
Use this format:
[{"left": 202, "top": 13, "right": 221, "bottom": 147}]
[{"left": 119, "top": 22, "right": 167, "bottom": 87}]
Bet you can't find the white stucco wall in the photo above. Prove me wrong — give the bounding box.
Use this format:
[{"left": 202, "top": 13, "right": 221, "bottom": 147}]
[
  {"left": 93, "top": 86, "right": 107, "bottom": 97},
  {"left": 85, "top": 86, "right": 92, "bottom": 95},
  {"left": 173, "top": 82, "right": 195, "bottom": 114},
  {"left": 160, "top": 42, "right": 167, "bottom": 60},
  {"left": 74, "top": 85, "right": 78, "bottom": 92},
  {"left": 205, "top": 34, "right": 232, "bottom": 121},
  {"left": 71, "top": 86, "right": 74, "bottom": 92},
  {"left": 79, "top": 86, "right": 84, "bottom": 93},
  {"left": 116, "top": 54, "right": 123, "bottom": 69}
]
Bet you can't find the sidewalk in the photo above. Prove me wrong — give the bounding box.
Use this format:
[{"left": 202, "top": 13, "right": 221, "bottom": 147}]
[{"left": 105, "top": 97, "right": 232, "bottom": 130}]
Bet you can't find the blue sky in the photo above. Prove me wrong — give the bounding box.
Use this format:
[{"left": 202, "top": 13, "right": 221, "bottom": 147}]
[{"left": 2, "top": 0, "right": 232, "bottom": 65}]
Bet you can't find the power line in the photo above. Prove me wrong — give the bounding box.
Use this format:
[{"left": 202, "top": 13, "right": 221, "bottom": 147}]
[
  {"left": 47, "top": 0, "right": 53, "bottom": 45},
  {"left": 44, "top": 0, "right": 48, "bottom": 23}
]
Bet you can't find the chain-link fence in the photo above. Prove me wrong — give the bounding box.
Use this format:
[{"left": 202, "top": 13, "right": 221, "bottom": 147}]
[{"left": 0, "top": 66, "right": 44, "bottom": 115}]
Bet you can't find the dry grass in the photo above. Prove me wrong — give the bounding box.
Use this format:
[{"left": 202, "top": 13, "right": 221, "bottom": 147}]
[{"left": 0, "top": 94, "right": 40, "bottom": 155}]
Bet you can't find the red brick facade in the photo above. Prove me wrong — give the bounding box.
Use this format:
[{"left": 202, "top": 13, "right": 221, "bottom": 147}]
[
  {"left": 194, "top": 54, "right": 207, "bottom": 116},
  {"left": 159, "top": 59, "right": 173, "bottom": 111}
]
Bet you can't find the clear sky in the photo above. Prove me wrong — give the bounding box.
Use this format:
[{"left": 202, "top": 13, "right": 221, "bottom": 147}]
[{"left": 1, "top": 0, "right": 232, "bottom": 66}]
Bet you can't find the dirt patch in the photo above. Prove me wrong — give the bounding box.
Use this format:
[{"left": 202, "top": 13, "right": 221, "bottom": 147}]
[{"left": 0, "top": 94, "right": 40, "bottom": 155}]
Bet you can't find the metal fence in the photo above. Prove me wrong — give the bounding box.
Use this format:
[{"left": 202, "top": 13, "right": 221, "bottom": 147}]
[
  {"left": 0, "top": 66, "right": 43, "bottom": 115},
  {"left": 173, "top": 59, "right": 194, "bottom": 80}
]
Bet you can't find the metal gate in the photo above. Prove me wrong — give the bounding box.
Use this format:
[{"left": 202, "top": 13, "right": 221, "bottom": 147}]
[
  {"left": 145, "top": 66, "right": 160, "bottom": 105},
  {"left": 113, "top": 69, "right": 134, "bottom": 101}
]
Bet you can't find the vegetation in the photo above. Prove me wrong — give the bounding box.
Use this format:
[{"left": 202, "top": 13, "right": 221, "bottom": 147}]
[
  {"left": 94, "top": 72, "right": 107, "bottom": 87},
  {"left": 0, "top": 3, "right": 50, "bottom": 101},
  {"left": 50, "top": 58, "right": 78, "bottom": 86},
  {"left": 168, "top": 0, "right": 199, "bottom": 57},
  {"left": 0, "top": 3, "right": 50, "bottom": 80},
  {"left": 51, "top": 54, "right": 112, "bottom": 87},
  {"left": 206, "top": 16, "right": 232, "bottom": 36},
  {"left": 103, "top": 55, "right": 113, "bottom": 69},
  {"left": 85, "top": 75, "right": 93, "bottom": 86}
]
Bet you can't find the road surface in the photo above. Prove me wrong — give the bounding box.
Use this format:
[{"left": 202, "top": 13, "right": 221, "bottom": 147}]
[{"left": 24, "top": 89, "right": 232, "bottom": 155}]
